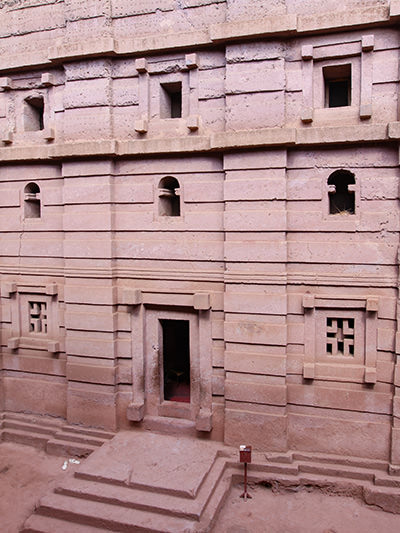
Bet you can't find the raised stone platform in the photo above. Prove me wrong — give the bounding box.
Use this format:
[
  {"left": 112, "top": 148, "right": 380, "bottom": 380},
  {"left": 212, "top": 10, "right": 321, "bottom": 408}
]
[
  {"left": 20, "top": 425, "right": 400, "bottom": 532},
  {"left": 22, "top": 430, "right": 231, "bottom": 533}
]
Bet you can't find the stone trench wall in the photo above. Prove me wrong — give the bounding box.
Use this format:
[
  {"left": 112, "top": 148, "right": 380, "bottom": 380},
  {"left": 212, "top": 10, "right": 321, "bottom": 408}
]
[{"left": 0, "top": 0, "right": 400, "bottom": 464}]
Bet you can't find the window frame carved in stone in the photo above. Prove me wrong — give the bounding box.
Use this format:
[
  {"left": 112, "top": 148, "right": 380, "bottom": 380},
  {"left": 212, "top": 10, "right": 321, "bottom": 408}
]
[{"left": 303, "top": 293, "right": 378, "bottom": 384}]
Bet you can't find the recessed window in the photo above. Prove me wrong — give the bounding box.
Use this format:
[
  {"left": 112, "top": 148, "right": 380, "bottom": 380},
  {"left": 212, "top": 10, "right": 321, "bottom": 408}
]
[
  {"left": 24, "top": 182, "right": 41, "bottom": 219},
  {"left": 161, "top": 319, "right": 190, "bottom": 403},
  {"left": 328, "top": 170, "right": 355, "bottom": 215},
  {"left": 323, "top": 64, "right": 351, "bottom": 108},
  {"left": 160, "top": 82, "right": 182, "bottom": 118},
  {"left": 326, "top": 317, "right": 355, "bottom": 356},
  {"left": 158, "top": 176, "right": 181, "bottom": 217},
  {"left": 24, "top": 95, "right": 44, "bottom": 131},
  {"left": 29, "top": 301, "right": 47, "bottom": 334}
]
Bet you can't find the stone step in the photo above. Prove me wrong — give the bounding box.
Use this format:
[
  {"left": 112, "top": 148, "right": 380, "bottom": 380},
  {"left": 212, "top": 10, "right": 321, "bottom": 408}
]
[
  {"left": 297, "top": 461, "right": 376, "bottom": 482},
  {"left": 46, "top": 438, "right": 98, "bottom": 458},
  {"left": 363, "top": 484, "right": 400, "bottom": 514},
  {"left": 52, "top": 431, "right": 106, "bottom": 447},
  {"left": 245, "top": 461, "right": 300, "bottom": 477},
  {"left": 197, "top": 465, "right": 233, "bottom": 531},
  {"left": 292, "top": 451, "right": 388, "bottom": 472},
  {"left": 61, "top": 425, "right": 114, "bottom": 440},
  {"left": 1, "top": 428, "right": 50, "bottom": 449},
  {"left": 22, "top": 514, "right": 111, "bottom": 533},
  {"left": 2, "top": 419, "right": 57, "bottom": 437},
  {"left": 56, "top": 455, "right": 227, "bottom": 521},
  {"left": 36, "top": 493, "right": 198, "bottom": 532},
  {"left": 141, "top": 415, "right": 198, "bottom": 437},
  {"left": 74, "top": 430, "right": 223, "bottom": 500},
  {"left": 2, "top": 411, "right": 62, "bottom": 430},
  {"left": 374, "top": 473, "right": 400, "bottom": 488}
]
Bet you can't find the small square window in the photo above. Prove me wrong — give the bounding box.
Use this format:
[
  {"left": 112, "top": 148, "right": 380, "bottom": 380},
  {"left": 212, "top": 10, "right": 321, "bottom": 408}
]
[
  {"left": 160, "top": 82, "right": 182, "bottom": 118},
  {"left": 323, "top": 64, "right": 351, "bottom": 108}
]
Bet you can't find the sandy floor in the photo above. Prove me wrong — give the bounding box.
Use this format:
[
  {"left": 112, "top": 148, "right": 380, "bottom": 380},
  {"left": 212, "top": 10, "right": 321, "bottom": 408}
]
[
  {"left": 1, "top": 442, "right": 400, "bottom": 533},
  {"left": 0, "top": 442, "right": 80, "bottom": 533},
  {"left": 213, "top": 482, "right": 400, "bottom": 533}
]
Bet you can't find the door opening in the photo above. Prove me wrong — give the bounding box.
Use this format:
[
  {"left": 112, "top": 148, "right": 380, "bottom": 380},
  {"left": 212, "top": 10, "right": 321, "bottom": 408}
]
[{"left": 160, "top": 319, "right": 190, "bottom": 403}]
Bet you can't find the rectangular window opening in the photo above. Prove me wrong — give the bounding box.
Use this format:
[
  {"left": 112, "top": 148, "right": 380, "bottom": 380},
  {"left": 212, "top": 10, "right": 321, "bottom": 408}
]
[
  {"left": 323, "top": 64, "right": 351, "bottom": 108},
  {"left": 24, "top": 95, "right": 44, "bottom": 131},
  {"left": 161, "top": 82, "right": 182, "bottom": 118},
  {"left": 161, "top": 319, "right": 190, "bottom": 403}
]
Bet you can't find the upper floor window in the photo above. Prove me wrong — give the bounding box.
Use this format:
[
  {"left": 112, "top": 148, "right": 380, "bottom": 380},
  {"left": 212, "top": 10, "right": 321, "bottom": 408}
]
[
  {"left": 323, "top": 64, "right": 351, "bottom": 108},
  {"left": 24, "top": 182, "right": 41, "bottom": 218},
  {"left": 160, "top": 82, "right": 182, "bottom": 119},
  {"left": 24, "top": 94, "right": 44, "bottom": 131},
  {"left": 158, "top": 176, "right": 180, "bottom": 216},
  {"left": 327, "top": 170, "right": 355, "bottom": 215}
]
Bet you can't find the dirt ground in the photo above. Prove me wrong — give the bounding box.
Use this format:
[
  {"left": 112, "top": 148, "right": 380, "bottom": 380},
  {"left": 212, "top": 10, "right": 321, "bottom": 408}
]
[
  {"left": 0, "top": 442, "right": 81, "bottom": 533},
  {"left": 213, "top": 482, "right": 400, "bottom": 533},
  {"left": 1, "top": 442, "right": 400, "bottom": 533}
]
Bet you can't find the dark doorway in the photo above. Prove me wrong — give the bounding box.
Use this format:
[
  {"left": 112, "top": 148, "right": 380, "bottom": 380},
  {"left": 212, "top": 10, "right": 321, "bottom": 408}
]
[{"left": 161, "top": 319, "right": 190, "bottom": 403}]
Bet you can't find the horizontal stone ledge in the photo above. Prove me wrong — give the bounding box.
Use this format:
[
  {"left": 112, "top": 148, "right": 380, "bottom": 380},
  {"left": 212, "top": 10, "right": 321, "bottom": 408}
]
[
  {"left": 118, "top": 136, "right": 210, "bottom": 155},
  {"left": 0, "top": 124, "right": 395, "bottom": 162},
  {"left": 0, "top": 50, "right": 52, "bottom": 73},
  {"left": 211, "top": 128, "right": 296, "bottom": 149},
  {"left": 49, "top": 140, "right": 117, "bottom": 159},
  {"left": 115, "top": 30, "right": 211, "bottom": 56},
  {"left": 295, "top": 123, "right": 390, "bottom": 145},
  {"left": 297, "top": 5, "right": 390, "bottom": 33},
  {"left": 0, "top": 7, "right": 396, "bottom": 74},
  {"left": 48, "top": 37, "right": 118, "bottom": 63},
  {"left": 210, "top": 14, "right": 297, "bottom": 42}
]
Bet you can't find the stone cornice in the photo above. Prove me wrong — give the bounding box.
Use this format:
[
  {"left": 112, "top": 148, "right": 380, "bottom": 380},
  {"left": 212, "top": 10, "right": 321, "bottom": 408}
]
[
  {"left": 0, "top": 123, "right": 398, "bottom": 162},
  {"left": 0, "top": 4, "right": 398, "bottom": 73},
  {"left": 0, "top": 264, "right": 396, "bottom": 288}
]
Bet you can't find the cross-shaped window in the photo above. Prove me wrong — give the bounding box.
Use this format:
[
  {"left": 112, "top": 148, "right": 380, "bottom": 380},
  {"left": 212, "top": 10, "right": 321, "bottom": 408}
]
[
  {"left": 326, "top": 317, "right": 354, "bottom": 356},
  {"left": 29, "top": 301, "right": 47, "bottom": 334}
]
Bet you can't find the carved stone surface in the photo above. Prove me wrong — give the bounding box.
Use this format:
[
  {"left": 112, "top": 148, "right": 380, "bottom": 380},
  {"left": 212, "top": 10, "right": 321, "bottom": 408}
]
[{"left": 0, "top": 0, "right": 399, "bottom": 473}]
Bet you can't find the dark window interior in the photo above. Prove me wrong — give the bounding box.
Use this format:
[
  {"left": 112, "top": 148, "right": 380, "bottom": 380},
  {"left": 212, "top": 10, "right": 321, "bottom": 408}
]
[
  {"left": 161, "top": 319, "right": 190, "bottom": 403},
  {"left": 25, "top": 95, "right": 44, "bottom": 131},
  {"left": 328, "top": 169, "right": 355, "bottom": 214},
  {"left": 161, "top": 82, "right": 182, "bottom": 118},
  {"left": 323, "top": 64, "right": 351, "bottom": 108}
]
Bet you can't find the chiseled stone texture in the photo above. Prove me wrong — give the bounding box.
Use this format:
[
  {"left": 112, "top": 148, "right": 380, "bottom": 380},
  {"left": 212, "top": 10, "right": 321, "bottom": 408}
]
[{"left": 0, "top": 0, "right": 400, "bottom": 471}]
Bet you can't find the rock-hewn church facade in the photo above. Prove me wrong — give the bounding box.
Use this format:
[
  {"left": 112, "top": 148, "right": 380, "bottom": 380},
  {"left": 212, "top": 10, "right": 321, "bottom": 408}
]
[{"left": 1, "top": 0, "right": 400, "bottom": 468}]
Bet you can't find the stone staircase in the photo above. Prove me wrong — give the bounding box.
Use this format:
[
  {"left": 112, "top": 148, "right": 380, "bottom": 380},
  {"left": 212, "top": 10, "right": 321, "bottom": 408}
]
[
  {"left": 7, "top": 417, "right": 400, "bottom": 531},
  {"left": 234, "top": 449, "right": 400, "bottom": 514},
  {"left": 21, "top": 430, "right": 232, "bottom": 532},
  {"left": 0, "top": 411, "right": 114, "bottom": 458}
]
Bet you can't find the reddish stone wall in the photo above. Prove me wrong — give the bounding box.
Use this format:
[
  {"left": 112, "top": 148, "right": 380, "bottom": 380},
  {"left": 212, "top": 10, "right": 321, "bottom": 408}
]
[{"left": 0, "top": 0, "right": 400, "bottom": 465}]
